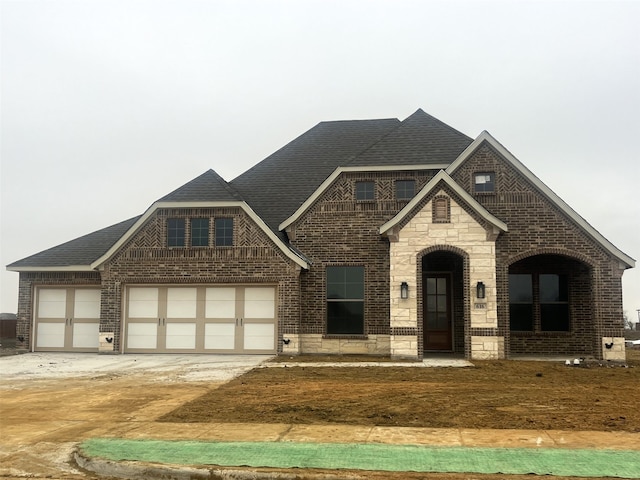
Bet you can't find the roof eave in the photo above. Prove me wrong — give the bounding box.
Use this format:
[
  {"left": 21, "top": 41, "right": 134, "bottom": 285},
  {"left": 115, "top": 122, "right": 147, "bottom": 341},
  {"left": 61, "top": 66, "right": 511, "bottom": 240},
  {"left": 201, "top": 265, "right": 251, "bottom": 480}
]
[
  {"left": 6, "top": 265, "right": 95, "bottom": 273},
  {"left": 446, "top": 131, "right": 635, "bottom": 269}
]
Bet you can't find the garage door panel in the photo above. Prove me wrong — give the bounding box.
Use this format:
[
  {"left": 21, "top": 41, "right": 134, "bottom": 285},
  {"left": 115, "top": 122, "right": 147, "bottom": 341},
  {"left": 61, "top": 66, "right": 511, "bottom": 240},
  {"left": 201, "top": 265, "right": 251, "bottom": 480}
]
[
  {"left": 244, "top": 323, "right": 275, "bottom": 350},
  {"left": 128, "top": 288, "right": 159, "bottom": 318},
  {"left": 167, "top": 288, "right": 197, "bottom": 319},
  {"left": 38, "top": 289, "right": 67, "bottom": 318},
  {"left": 244, "top": 287, "right": 275, "bottom": 319},
  {"left": 36, "top": 322, "right": 66, "bottom": 348},
  {"left": 204, "top": 322, "right": 235, "bottom": 350},
  {"left": 205, "top": 287, "right": 236, "bottom": 318},
  {"left": 127, "top": 322, "right": 158, "bottom": 349},
  {"left": 72, "top": 322, "right": 100, "bottom": 348},
  {"left": 166, "top": 322, "right": 197, "bottom": 349},
  {"left": 73, "top": 289, "right": 101, "bottom": 319}
]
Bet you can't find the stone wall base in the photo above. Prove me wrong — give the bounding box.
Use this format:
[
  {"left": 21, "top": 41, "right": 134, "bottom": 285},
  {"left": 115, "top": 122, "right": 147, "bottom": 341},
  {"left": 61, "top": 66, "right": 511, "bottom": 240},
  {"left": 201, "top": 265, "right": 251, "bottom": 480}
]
[
  {"left": 98, "top": 332, "right": 116, "bottom": 354},
  {"left": 297, "top": 334, "right": 390, "bottom": 355},
  {"left": 471, "top": 335, "right": 505, "bottom": 360},
  {"left": 602, "top": 337, "right": 626, "bottom": 361},
  {"left": 390, "top": 335, "right": 418, "bottom": 359}
]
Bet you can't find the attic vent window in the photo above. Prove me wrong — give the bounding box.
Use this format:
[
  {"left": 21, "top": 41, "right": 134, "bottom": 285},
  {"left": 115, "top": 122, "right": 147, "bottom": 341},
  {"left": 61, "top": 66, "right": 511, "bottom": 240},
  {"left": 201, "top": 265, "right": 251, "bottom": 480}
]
[
  {"left": 396, "top": 180, "right": 415, "bottom": 201},
  {"left": 432, "top": 196, "right": 450, "bottom": 223},
  {"left": 474, "top": 172, "right": 495, "bottom": 193},
  {"left": 355, "top": 181, "right": 375, "bottom": 201}
]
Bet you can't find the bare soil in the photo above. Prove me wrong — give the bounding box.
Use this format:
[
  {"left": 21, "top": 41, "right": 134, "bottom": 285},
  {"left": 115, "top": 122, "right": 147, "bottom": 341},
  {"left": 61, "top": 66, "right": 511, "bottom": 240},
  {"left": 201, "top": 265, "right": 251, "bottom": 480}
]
[{"left": 161, "top": 351, "right": 640, "bottom": 432}]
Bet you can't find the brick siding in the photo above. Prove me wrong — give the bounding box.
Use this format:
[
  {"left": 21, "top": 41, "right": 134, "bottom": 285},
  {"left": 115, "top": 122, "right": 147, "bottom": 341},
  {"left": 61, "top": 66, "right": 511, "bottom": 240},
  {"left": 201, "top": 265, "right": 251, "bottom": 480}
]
[{"left": 451, "top": 142, "right": 626, "bottom": 358}]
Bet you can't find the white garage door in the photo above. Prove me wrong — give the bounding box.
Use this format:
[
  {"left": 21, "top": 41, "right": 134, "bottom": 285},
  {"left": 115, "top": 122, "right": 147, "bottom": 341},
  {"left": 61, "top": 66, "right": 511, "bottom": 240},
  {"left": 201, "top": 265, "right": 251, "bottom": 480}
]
[
  {"left": 124, "top": 285, "right": 277, "bottom": 354},
  {"left": 34, "top": 287, "right": 101, "bottom": 352}
]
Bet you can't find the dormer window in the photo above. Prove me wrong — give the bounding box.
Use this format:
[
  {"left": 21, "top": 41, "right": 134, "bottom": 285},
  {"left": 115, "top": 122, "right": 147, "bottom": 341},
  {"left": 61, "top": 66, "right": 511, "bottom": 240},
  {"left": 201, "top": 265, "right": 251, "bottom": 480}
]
[
  {"left": 355, "top": 181, "right": 375, "bottom": 201},
  {"left": 474, "top": 172, "right": 495, "bottom": 193}
]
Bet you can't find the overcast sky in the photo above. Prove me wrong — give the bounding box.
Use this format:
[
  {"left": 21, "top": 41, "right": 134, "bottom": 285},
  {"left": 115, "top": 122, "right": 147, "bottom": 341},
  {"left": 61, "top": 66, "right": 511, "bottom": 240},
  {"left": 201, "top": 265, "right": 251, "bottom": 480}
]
[{"left": 1, "top": 0, "right": 639, "bottom": 321}]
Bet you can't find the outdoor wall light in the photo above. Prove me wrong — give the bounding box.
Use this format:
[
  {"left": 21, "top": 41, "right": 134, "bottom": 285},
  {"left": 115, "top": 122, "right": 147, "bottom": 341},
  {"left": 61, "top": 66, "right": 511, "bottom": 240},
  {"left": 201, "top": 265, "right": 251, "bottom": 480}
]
[
  {"left": 400, "top": 281, "right": 409, "bottom": 299},
  {"left": 476, "top": 281, "right": 486, "bottom": 299}
]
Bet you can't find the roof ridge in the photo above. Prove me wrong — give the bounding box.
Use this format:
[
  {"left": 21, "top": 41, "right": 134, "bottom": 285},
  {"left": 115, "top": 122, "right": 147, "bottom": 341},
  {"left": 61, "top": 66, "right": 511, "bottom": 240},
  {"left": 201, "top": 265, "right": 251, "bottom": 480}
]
[
  {"left": 343, "top": 118, "right": 403, "bottom": 166},
  {"left": 406, "top": 108, "right": 473, "bottom": 141}
]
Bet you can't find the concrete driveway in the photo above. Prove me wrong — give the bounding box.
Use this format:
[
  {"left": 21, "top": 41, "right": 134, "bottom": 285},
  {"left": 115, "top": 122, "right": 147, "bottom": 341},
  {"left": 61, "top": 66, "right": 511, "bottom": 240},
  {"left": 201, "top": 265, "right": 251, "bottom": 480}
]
[{"left": 0, "top": 353, "right": 269, "bottom": 479}]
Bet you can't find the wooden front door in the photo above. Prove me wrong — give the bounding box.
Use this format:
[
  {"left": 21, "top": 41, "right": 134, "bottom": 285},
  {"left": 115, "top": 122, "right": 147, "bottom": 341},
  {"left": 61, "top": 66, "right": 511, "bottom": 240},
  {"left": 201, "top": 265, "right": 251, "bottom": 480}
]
[{"left": 424, "top": 274, "right": 453, "bottom": 351}]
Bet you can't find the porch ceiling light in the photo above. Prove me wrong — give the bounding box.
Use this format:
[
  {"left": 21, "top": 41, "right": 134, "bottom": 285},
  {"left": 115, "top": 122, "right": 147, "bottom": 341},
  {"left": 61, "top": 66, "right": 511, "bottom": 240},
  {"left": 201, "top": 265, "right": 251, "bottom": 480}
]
[
  {"left": 400, "top": 281, "right": 409, "bottom": 299},
  {"left": 476, "top": 281, "right": 486, "bottom": 299}
]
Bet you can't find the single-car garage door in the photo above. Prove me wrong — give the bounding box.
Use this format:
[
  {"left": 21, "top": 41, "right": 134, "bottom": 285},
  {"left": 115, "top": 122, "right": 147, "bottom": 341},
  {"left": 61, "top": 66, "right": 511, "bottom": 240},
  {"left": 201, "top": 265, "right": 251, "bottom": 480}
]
[
  {"left": 124, "top": 285, "right": 277, "bottom": 354},
  {"left": 34, "top": 287, "right": 101, "bottom": 352}
]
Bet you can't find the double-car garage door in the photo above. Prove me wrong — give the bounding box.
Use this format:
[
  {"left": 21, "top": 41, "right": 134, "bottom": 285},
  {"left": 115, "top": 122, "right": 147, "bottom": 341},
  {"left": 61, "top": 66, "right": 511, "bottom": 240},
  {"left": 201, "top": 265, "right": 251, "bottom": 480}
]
[
  {"left": 125, "top": 286, "right": 276, "bottom": 354},
  {"left": 33, "top": 285, "right": 277, "bottom": 354}
]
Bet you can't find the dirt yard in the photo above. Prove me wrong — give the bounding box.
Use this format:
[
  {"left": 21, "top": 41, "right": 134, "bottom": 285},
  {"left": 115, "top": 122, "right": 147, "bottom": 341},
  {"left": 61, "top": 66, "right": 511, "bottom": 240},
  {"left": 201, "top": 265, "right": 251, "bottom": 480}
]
[
  {"left": 161, "top": 351, "right": 640, "bottom": 432},
  {"left": 1, "top": 351, "right": 638, "bottom": 480}
]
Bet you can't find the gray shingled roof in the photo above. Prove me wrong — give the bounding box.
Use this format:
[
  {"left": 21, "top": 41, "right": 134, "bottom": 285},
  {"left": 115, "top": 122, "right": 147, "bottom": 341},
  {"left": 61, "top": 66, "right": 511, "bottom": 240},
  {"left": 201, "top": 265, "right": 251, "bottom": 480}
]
[
  {"left": 7, "top": 216, "right": 140, "bottom": 268},
  {"left": 231, "top": 118, "right": 401, "bottom": 232},
  {"left": 159, "top": 169, "right": 242, "bottom": 202},
  {"left": 8, "top": 110, "right": 475, "bottom": 268},
  {"left": 348, "top": 109, "right": 472, "bottom": 167}
]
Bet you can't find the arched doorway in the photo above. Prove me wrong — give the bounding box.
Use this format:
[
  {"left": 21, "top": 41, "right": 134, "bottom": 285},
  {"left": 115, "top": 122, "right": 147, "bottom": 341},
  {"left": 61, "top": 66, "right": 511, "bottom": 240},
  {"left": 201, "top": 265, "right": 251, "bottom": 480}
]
[{"left": 420, "top": 249, "right": 466, "bottom": 354}]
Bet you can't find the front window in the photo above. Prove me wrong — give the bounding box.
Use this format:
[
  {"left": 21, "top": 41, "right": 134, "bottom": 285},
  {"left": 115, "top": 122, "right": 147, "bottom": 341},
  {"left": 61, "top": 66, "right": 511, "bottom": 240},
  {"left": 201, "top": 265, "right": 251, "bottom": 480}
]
[
  {"left": 191, "top": 218, "right": 209, "bottom": 247},
  {"left": 167, "top": 218, "right": 185, "bottom": 247},
  {"left": 396, "top": 180, "right": 415, "bottom": 200},
  {"left": 509, "top": 273, "right": 569, "bottom": 332},
  {"left": 215, "top": 218, "right": 233, "bottom": 246},
  {"left": 355, "top": 181, "right": 375, "bottom": 201},
  {"left": 326, "top": 266, "right": 364, "bottom": 335},
  {"left": 509, "top": 274, "right": 533, "bottom": 331},
  {"left": 540, "top": 274, "right": 569, "bottom": 331},
  {"left": 474, "top": 172, "right": 495, "bottom": 193}
]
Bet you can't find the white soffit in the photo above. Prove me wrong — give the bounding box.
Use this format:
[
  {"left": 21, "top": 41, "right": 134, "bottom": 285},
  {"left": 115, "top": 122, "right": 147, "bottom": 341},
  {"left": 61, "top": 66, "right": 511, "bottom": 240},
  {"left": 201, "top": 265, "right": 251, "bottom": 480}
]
[{"left": 446, "top": 131, "right": 635, "bottom": 268}]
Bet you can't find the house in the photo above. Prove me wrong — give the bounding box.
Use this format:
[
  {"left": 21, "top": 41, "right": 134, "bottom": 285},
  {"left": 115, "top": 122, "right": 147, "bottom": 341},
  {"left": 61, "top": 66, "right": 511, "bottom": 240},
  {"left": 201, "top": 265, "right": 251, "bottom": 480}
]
[{"left": 7, "top": 109, "right": 635, "bottom": 360}]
